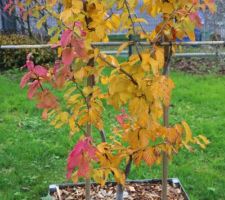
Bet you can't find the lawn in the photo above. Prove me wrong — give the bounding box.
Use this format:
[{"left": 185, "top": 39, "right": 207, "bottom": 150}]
[{"left": 0, "top": 69, "right": 225, "bottom": 200}]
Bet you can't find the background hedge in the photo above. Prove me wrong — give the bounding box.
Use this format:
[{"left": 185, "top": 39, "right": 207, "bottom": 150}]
[{"left": 0, "top": 34, "right": 55, "bottom": 71}]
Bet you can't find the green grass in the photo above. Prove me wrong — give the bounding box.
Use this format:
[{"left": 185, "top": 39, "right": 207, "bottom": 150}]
[{"left": 0, "top": 69, "right": 225, "bottom": 200}]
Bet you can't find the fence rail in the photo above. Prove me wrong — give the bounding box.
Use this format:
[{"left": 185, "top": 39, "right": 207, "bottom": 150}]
[{"left": 1, "top": 41, "right": 225, "bottom": 58}]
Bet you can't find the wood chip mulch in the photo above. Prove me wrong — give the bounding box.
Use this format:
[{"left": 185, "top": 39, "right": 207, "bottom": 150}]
[{"left": 52, "top": 182, "right": 186, "bottom": 200}]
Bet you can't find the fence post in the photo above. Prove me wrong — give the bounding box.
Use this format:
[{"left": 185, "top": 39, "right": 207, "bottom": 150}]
[{"left": 128, "top": 34, "right": 133, "bottom": 57}]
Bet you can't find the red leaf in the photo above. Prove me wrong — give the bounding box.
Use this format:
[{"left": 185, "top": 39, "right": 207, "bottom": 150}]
[
  {"left": 67, "top": 137, "right": 97, "bottom": 179},
  {"left": 36, "top": 90, "right": 58, "bottom": 109},
  {"left": 75, "top": 22, "right": 86, "bottom": 37},
  {"left": 28, "top": 80, "right": 40, "bottom": 99},
  {"left": 19, "top": 6, "right": 25, "bottom": 17},
  {"left": 116, "top": 109, "right": 128, "bottom": 127},
  {"left": 61, "top": 30, "right": 73, "bottom": 47},
  {"left": 192, "top": 0, "right": 199, "bottom": 4},
  {"left": 62, "top": 48, "right": 75, "bottom": 65},
  {"left": 3, "top": 0, "right": 13, "bottom": 12},
  {"left": 189, "top": 12, "right": 202, "bottom": 28},
  {"left": 42, "top": 109, "right": 48, "bottom": 120},
  {"left": 20, "top": 72, "right": 32, "bottom": 88},
  {"left": 26, "top": 60, "right": 35, "bottom": 71},
  {"left": 26, "top": 53, "right": 33, "bottom": 61},
  {"left": 34, "top": 65, "right": 48, "bottom": 77},
  {"left": 71, "top": 39, "right": 87, "bottom": 58},
  {"left": 53, "top": 60, "right": 61, "bottom": 76}
]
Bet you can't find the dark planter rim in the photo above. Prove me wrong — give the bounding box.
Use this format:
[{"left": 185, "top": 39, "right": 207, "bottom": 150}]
[{"left": 49, "top": 177, "right": 189, "bottom": 200}]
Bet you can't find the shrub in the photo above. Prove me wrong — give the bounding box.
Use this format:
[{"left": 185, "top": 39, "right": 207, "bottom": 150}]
[{"left": 0, "top": 34, "right": 55, "bottom": 70}]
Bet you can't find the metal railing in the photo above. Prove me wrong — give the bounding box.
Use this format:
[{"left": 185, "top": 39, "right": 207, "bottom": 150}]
[{"left": 1, "top": 41, "right": 225, "bottom": 58}]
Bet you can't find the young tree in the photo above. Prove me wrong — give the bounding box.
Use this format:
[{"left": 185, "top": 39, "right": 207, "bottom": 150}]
[{"left": 6, "top": 0, "right": 215, "bottom": 200}]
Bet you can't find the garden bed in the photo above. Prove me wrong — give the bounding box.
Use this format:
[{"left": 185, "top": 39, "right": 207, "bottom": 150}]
[
  {"left": 172, "top": 57, "right": 225, "bottom": 74},
  {"left": 49, "top": 178, "right": 189, "bottom": 200}
]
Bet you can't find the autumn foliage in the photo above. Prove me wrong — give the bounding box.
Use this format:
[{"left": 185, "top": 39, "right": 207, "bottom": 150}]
[{"left": 5, "top": 0, "right": 215, "bottom": 197}]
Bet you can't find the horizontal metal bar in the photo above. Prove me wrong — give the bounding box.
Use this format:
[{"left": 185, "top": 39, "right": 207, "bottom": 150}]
[
  {"left": 1, "top": 41, "right": 225, "bottom": 49},
  {"left": 1, "top": 45, "right": 225, "bottom": 58},
  {"left": 104, "top": 51, "right": 225, "bottom": 57},
  {"left": 0, "top": 44, "right": 51, "bottom": 49},
  {"left": 92, "top": 41, "right": 225, "bottom": 46},
  {"left": 102, "top": 50, "right": 128, "bottom": 55},
  {"left": 170, "top": 41, "right": 225, "bottom": 46},
  {"left": 173, "top": 52, "right": 225, "bottom": 57}
]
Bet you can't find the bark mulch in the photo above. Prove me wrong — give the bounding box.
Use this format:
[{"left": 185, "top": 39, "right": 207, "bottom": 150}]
[{"left": 52, "top": 182, "right": 186, "bottom": 200}]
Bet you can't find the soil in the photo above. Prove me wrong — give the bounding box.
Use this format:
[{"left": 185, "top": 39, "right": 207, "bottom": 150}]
[
  {"left": 51, "top": 182, "right": 186, "bottom": 200},
  {"left": 172, "top": 57, "right": 225, "bottom": 74}
]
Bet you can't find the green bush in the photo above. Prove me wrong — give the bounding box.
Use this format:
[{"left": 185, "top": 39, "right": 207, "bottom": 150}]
[{"left": 0, "top": 34, "right": 55, "bottom": 70}]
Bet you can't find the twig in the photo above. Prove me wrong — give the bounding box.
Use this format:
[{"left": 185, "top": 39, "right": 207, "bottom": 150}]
[
  {"left": 97, "top": 54, "right": 138, "bottom": 86},
  {"left": 125, "top": 155, "right": 132, "bottom": 178},
  {"left": 100, "top": 130, "right": 106, "bottom": 142},
  {"left": 124, "top": 0, "right": 142, "bottom": 60}
]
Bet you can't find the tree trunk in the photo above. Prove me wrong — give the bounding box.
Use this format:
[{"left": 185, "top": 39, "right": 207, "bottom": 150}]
[
  {"left": 84, "top": 57, "right": 95, "bottom": 200},
  {"left": 162, "top": 107, "right": 169, "bottom": 200},
  {"left": 85, "top": 172, "right": 91, "bottom": 200},
  {"left": 115, "top": 156, "right": 132, "bottom": 200},
  {"left": 161, "top": 39, "right": 172, "bottom": 200},
  {"left": 116, "top": 184, "right": 124, "bottom": 200},
  {"left": 27, "top": 14, "right": 33, "bottom": 38},
  {"left": 0, "top": 0, "right": 17, "bottom": 33}
]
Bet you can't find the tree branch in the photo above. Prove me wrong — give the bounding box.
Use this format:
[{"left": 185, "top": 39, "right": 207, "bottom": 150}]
[
  {"left": 124, "top": 0, "right": 142, "bottom": 60},
  {"left": 97, "top": 54, "right": 138, "bottom": 86}
]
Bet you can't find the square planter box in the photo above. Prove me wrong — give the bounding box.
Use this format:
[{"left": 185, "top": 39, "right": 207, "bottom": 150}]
[{"left": 49, "top": 178, "right": 189, "bottom": 200}]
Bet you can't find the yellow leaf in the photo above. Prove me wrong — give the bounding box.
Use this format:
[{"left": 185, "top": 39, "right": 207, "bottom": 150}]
[
  {"left": 57, "top": 47, "right": 62, "bottom": 57},
  {"left": 101, "top": 76, "right": 109, "bottom": 85},
  {"left": 154, "top": 47, "right": 164, "bottom": 68},
  {"left": 182, "top": 121, "right": 193, "bottom": 144},
  {"left": 64, "top": 87, "right": 76, "bottom": 99},
  {"left": 92, "top": 169, "right": 110, "bottom": 187},
  {"left": 134, "top": 18, "right": 148, "bottom": 24},
  {"left": 60, "top": 112, "right": 69, "bottom": 123},
  {"left": 143, "top": 148, "right": 156, "bottom": 166},
  {"left": 110, "top": 167, "right": 125, "bottom": 185},
  {"left": 67, "top": 94, "right": 80, "bottom": 105},
  {"left": 63, "top": 0, "right": 72, "bottom": 8},
  {"left": 110, "top": 14, "right": 120, "bottom": 31},
  {"left": 48, "top": 26, "right": 58, "bottom": 35},
  {"left": 55, "top": 122, "right": 64, "bottom": 129},
  {"left": 166, "top": 128, "right": 179, "bottom": 144},
  {"left": 36, "top": 15, "right": 47, "bottom": 29},
  {"left": 74, "top": 68, "right": 87, "bottom": 82},
  {"left": 71, "top": 171, "right": 78, "bottom": 183},
  {"left": 198, "top": 135, "right": 210, "bottom": 145},
  {"left": 162, "top": 3, "right": 174, "bottom": 14},
  {"left": 141, "top": 52, "right": 151, "bottom": 71},
  {"left": 183, "top": 17, "right": 195, "bottom": 41},
  {"left": 129, "top": 54, "right": 140, "bottom": 65},
  {"left": 133, "top": 151, "right": 143, "bottom": 166},
  {"left": 83, "top": 86, "right": 93, "bottom": 96},
  {"left": 50, "top": 29, "right": 61, "bottom": 44},
  {"left": 117, "top": 42, "right": 130, "bottom": 56},
  {"left": 69, "top": 117, "right": 75, "bottom": 132},
  {"left": 60, "top": 9, "right": 73, "bottom": 22},
  {"left": 78, "top": 113, "right": 89, "bottom": 126},
  {"left": 96, "top": 25, "right": 106, "bottom": 40},
  {"left": 139, "top": 129, "right": 150, "bottom": 148},
  {"left": 149, "top": 57, "right": 159, "bottom": 75},
  {"left": 71, "top": 0, "right": 83, "bottom": 14}
]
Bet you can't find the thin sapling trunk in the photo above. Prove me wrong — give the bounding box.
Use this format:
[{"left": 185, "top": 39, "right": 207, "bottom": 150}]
[
  {"left": 116, "top": 156, "right": 132, "bottom": 200},
  {"left": 162, "top": 41, "right": 172, "bottom": 200},
  {"left": 84, "top": 57, "right": 95, "bottom": 200}
]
